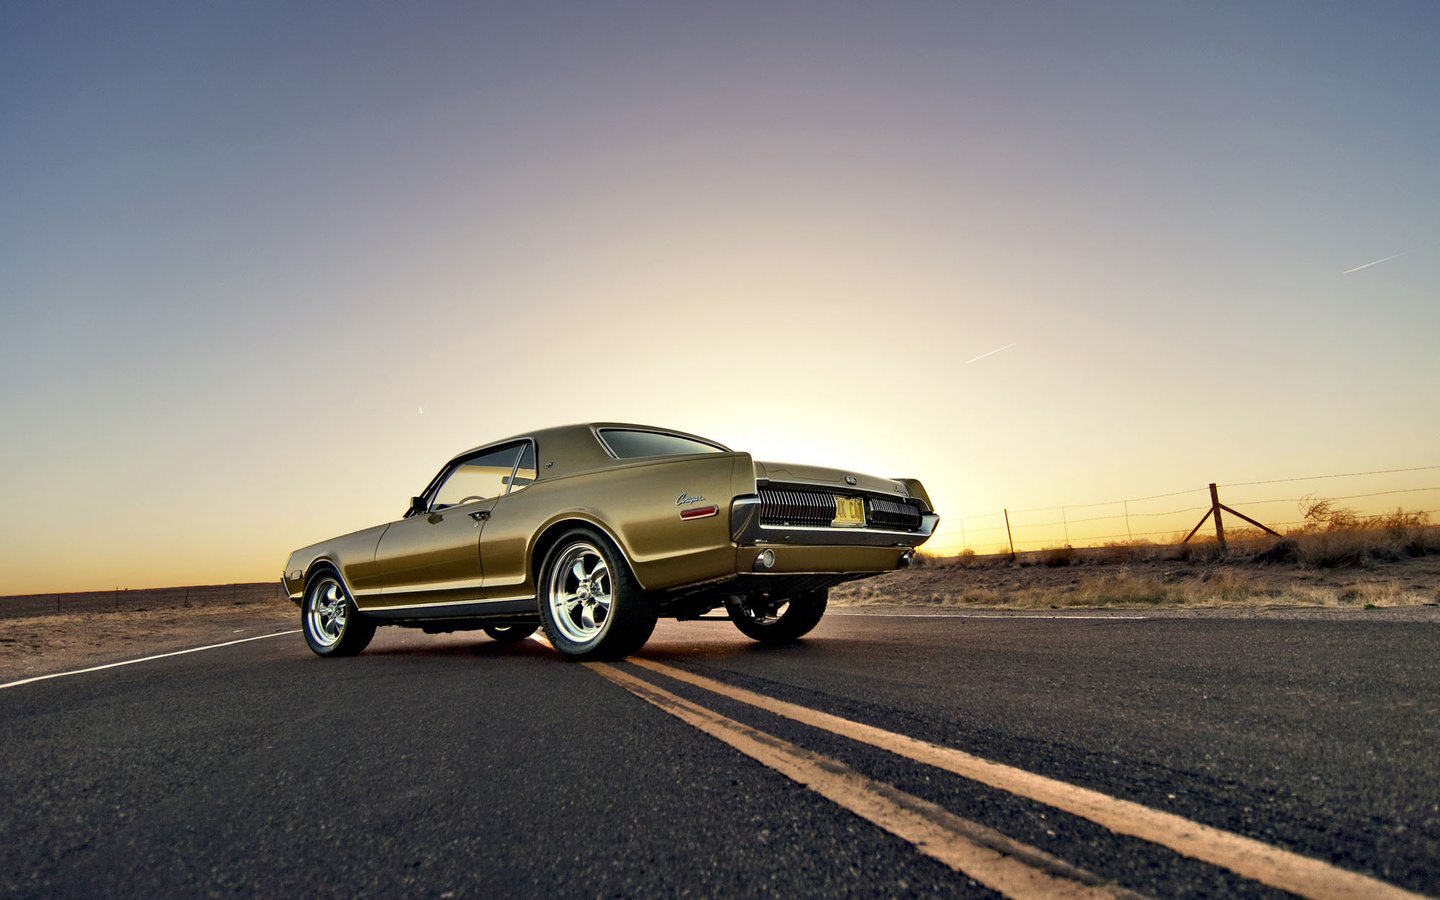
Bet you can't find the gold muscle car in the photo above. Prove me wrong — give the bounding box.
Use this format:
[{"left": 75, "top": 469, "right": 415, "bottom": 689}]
[{"left": 282, "top": 424, "right": 938, "bottom": 660}]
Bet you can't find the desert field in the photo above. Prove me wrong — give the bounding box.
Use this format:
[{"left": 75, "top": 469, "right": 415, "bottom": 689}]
[
  {"left": 6, "top": 531, "right": 1438, "bottom": 683},
  {"left": 0, "top": 601, "right": 298, "bottom": 684},
  {"left": 834, "top": 534, "right": 1440, "bottom": 609}
]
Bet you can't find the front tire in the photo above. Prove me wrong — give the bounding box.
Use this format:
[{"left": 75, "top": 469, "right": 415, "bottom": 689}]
[
  {"left": 727, "top": 589, "right": 828, "bottom": 643},
  {"left": 302, "top": 571, "right": 377, "bottom": 657},
  {"left": 537, "top": 529, "right": 656, "bottom": 660}
]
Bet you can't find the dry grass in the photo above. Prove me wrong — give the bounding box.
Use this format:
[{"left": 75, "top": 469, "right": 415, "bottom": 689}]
[
  {"left": 914, "top": 519, "right": 1440, "bottom": 572},
  {"left": 844, "top": 522, "right": 1440, "bottom": 609}
]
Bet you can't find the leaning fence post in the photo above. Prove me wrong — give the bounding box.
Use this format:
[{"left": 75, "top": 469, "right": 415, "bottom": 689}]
[
  {"left": 1004, "top": 509, "right": 1016, "bottom": 561},
  {"left": 1209, "top": 483, "right": 1227, "bottom": 553}
]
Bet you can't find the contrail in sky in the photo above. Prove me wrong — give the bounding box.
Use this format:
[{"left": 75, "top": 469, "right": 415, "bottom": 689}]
[
  {"left": 1342, "top": 251, "right": 1410, "bottom": 274},
  {"left": 965, "top": 343, "right": 1015, "bottom": 364}
]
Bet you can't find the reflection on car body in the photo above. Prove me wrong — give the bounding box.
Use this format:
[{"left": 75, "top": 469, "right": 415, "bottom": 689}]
[{"left": 283, "top": 423, "right": 938, "bottom": 660}]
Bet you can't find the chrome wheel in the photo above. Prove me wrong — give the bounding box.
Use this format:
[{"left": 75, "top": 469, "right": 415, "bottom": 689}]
[
  {"left": 546, "top": 542, "right": 612, "bottom": 643},
  {"left": 537, "top": 529, "right": 656, "bottom": 660},
  {"left": 301, "top": 571, "right": 376, "bottom": 657},
  {"left": 307, "top": 578, "right": 348, "bottom": 647}
]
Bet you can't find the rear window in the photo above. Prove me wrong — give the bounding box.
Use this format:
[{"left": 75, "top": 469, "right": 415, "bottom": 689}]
[{"left": 597, "top": 429, "right": 726, "bottom": 459}]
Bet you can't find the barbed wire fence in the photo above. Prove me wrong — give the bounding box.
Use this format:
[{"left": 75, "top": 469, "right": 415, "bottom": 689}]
[{"left": 927, "top": 465, "right": 1440, "bottom": 557}]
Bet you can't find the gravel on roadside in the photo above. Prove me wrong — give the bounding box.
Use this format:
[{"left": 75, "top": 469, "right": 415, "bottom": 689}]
[{"left": 0, "top": 600, "right": 299, "bottom": 683}]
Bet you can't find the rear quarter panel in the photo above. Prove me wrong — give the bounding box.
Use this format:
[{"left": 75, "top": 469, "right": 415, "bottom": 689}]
[{"left": 487, "top": 452, "right": 753, "bottom": 595}]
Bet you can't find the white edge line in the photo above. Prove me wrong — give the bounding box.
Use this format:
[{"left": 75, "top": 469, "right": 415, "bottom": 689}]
[
  {"left": 0, "top": 630, "right": 301, "bottom": 691},
  {"left": 829, "top": 613, "right": 1149, "bottom": 620}
]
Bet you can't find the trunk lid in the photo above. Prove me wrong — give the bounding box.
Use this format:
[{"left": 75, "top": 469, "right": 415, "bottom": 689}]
[{"left": 753, "top": 460, "right": 911, "bottom": 500}]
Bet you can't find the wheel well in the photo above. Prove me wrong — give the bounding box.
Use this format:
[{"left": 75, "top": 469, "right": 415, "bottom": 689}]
[
  {"left": 301, "top": 560, "right": 342, "bottom": 597},
  {"left": 530, "top": 519, "right": 628, "bottom": 588}
]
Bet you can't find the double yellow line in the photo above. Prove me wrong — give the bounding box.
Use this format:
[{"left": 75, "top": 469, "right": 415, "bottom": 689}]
[{"left": 588, "top": 660, "right": 1429, "bottom": 900}]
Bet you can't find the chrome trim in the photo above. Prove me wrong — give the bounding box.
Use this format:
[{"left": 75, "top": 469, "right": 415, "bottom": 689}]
[
  {"left": 762, "top": 524, "right": 924, "bottom": 537},
  {"left": 502, "top": 441, "right": 528, "bottom": 496},
  {"left": 362, "top": 595, "right": 536, "bottom": 616},
  {"left": 732, "top": 513, "right": 939, "bottom": 548},
  {"left": 729, "top": 494, "right": 760, "bottom": 542}
]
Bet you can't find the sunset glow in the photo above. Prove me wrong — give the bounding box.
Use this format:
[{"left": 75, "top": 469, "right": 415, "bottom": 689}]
[{"left": 2, "top": 3, "right": 1437, "bottom": 594}]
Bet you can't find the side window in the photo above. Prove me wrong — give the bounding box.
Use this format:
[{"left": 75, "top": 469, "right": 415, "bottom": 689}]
[
  {"left": 507, "top": 442, "right": 536, "bottom": 493},
  {"left": 432, "top": 445, "right": 524, "bottom": 510},
  {"left": 597, "top": 428, "right": 725, "bottom": 458}
]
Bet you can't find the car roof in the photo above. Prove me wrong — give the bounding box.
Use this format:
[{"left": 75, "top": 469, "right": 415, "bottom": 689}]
[{"left": 451, "top": 423, "right": 730, "bottom": 479}]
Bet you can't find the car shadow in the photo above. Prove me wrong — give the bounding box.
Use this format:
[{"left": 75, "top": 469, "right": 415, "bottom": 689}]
[
  {"left": 352, "top": 620, "right": 877, "bottom": 663},
  {"left": 358, "top": 633, "right": 554, "bottom": 660}
]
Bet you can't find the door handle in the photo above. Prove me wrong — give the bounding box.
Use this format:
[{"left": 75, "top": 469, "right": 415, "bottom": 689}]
[{"left": 469, "top": 510, "right": 491, "bottom": 522}]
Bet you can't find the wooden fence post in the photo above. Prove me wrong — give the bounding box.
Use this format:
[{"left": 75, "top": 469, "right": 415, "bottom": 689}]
[{"left": 1209, "top": 483, "right": 1227, "bottom": 553}]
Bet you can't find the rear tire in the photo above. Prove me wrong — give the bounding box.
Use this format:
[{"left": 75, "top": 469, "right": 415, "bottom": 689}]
[
  {"left": 537, "top": 529, "right": 656, "bottom": 660},
  {"left": 483, "top": 624, "right": 538, "bottom": 642},
  {"left": 302, "top": 571, "right": 376, "bottom": 657},
  {"left": 727, "top": 589, "right": 828, "bottom": 643}
]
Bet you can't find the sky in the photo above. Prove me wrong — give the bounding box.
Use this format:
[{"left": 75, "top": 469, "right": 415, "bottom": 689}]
[{"left": 3, "top": 1, "right": 1438, "bottom": 593}]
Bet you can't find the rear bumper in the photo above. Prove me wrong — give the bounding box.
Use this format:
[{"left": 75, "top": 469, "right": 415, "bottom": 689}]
[{"left": 737, "top": 543, "right": 915, "bottom": 574}]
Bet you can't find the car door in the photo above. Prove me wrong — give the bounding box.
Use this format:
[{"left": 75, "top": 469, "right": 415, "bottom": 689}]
[
  {"left": 474, "top": 440, "right": 540, "bottom": 602},
  {"left": 366, "top": 443, "right": 525, "bottom": 610}
]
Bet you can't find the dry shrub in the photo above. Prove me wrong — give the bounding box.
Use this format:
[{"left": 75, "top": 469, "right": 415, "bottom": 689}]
[
  {"left": 1097, "top": 540, "right": 1164, "bottom": 564},
  {"left": 1253, "top": 539, "right": 1301, "bottom": 564},
  {"left": 1174, "top": 540, "right": 1226, "bottom": 563},
  {"left": 1042, "top": 544, "right": 1077, "bottom": 567},
  {"left": 912, "top": 549, "right": 982, "bottom": 569},
  {"left": 1338, "top": 583, "right": 1406, "bottom": 606},
  {"left": 1300, "top": 495, "right": 1360, "bottom": 532},
  {"left": 1102, "top": 542, "right": 1135, "bottom": 564},
  {"left": 1066, "top": 570, "right": 1264, "bottom": 606},
  {"left": 1197, "top": 570, "right": 1264, "bottom": 602},
  {"left": 1304, "top": 533, "right": 1373, "bottom": 568},
  {"left": 1264, "top": 512, "right": 1439, "bottom": 567},
  {"left": 1074, "top": 572, "right": 1177, "bottom": 605}
]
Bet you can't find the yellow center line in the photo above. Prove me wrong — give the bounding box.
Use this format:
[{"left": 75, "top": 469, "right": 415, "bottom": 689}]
[
  {"left": 629, "top": 658, "right": 1431, "bottom": 900},
  {"left": 588, "top": 662, "right": 1146, "bottom": 900}
]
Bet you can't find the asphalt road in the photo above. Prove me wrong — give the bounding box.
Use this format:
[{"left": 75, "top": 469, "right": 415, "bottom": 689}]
[{"left": 2, "top": 610, "right": 1437, "bottom": 898}]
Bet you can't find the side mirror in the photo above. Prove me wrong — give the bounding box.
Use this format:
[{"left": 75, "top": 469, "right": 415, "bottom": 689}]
[{"left": 407, "top": 496, "right": 427, "bottom": 518}]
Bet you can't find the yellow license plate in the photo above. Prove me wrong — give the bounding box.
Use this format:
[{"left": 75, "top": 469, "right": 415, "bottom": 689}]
[{"left": 832, "top": 496, "right": 866, "bottom": 527}]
